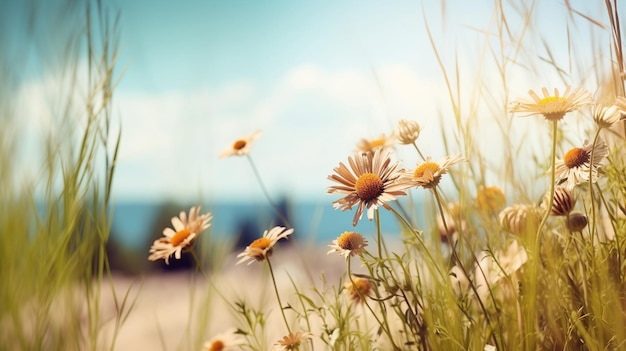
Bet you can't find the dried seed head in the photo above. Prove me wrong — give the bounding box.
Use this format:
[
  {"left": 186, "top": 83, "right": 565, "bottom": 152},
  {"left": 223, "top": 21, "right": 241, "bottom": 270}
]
[{"left": 567, "top": 212, "right": 588, "bottom": 232}]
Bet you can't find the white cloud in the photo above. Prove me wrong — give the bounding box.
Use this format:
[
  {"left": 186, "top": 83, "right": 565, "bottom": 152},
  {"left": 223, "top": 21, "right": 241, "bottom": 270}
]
[
  {"left": 112, "top": 62, "right": 446, "bottom": 202},
  {"left": 14, "top": 58, "right": 551, "bottom": 204},
  {"left": 11, "top": 61, "right": 113, "bottom": 190}
]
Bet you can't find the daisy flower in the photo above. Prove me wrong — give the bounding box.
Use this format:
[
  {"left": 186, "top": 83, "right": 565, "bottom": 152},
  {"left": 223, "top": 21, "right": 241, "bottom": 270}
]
[
  {"left": 148, "top": 206, "right": 212, "bottom": 264},
  {"left": 509, "top": 86, "right": 591, "bottom": 121},
  {"left": 327, "top": 231, "right": 368, "bottom": 259},
  {"left": 475, "top": 185, "right": 506, "bottom": 213},
  {"left": 554, "top": 139, "right": 608, "bottom": 190},
  {"left": 475, "top": 240, "right": 527, "bottom": 304},
  {"left": 497, "top": 240, "right": 528, "bottom": 276},
  {"left": 396, "top": 119, "right": 422, "bottom": 145},
  {"left": 499, "top": 204, "right": 540, "bottom": 236},
  {"left": 355, "top": 133, "right": 395, "bottom": 154},
  {"left": 409, "top": 154, "right": 465, "bottom": 189},
  {"left": 327, "top": 149, "right": 411, "bottom": 226},
  {"left": 273, "top": 331, "right": 313, "bottom": 351},
  {"left": 203, "top": 329, "right": 244, "bottom": 351},
  {"left": 344, "top": 275, "right": 374, "bottom": 304},
  {"left": 236, "top": 226, "right": 293, "bottom": 265},
  {"left": 592, "top": 103, "right": 622, "bottom": 129},
  {"left": 219, "top": 130, "right": 262, "bottom": 158}
]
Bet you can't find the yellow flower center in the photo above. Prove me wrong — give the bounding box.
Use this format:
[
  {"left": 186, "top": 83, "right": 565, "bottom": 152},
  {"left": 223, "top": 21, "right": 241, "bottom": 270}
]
[
  {"left": 476, "top": 186, "right": 506, "bottom": 212},
  {"left": 354, "top": 173, "right": 383, "bottom": 201},
  {"left": 250, "top": 237, "right": 271, "bottom": 250},
  {"left": 539, "top": 96, "right": 567, "bottom": 105},
  {"left": 347, "top": 277, "right": 373, "bottom": 302},
  {"left": 413, "top": 162, "right": 442, "bottom": 188},
  {"left": 208, "top": 341, "right": 225, "bottom": 351},
  {"left": 353, "top": 279, "right": 371, "bottom": 294},
  {"left": 337, "top": 231, "right": 362, "bottom": 250},
  {"left": 414, "top": 162, "right": 439, "bottom": 178},
  {"left": 563, "top": 147, "right": 589, "bottom": 169},
  {"left": 368, "top": 137, "right": 386, "bottom": 149},
  {"left": 233, "top": 139, "right": 247, "bottom": 150},
  {"left": 170, "top": 228, "right": 192, "bottom": 247}
]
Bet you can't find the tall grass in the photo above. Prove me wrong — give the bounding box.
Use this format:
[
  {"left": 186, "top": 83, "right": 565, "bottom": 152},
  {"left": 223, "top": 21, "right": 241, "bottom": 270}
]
[
  {"left": 187, "top": 1, "right": 626, "bottom": 350},
  {"left": 3, "top": 0, "right": 626, "bottom": 351},
  {"left": 0, "top": 1, "right": 129, "bottom": 350}
]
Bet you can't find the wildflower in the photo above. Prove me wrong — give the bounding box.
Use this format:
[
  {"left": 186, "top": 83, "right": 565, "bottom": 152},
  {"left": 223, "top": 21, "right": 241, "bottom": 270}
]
[
  {"left": 554, "top": 139, "right": 608, "bottom": 190},
  {"left": 236, "top": 226, "right": 293, "bottom": 265},
  {"left": 509, "top": 86, "right": 591, "bottom": 121},
  {"left": 148, "top": 206, "right": 212, "bottom": 264},
  {"left": 550, "top": 186, "right": 576, "bottom": 216},
  {"left": 219, "top": 130, "right": 262, "bottom": 158},
  {"left": 396, "top": 119, "right": 421, "bottom": 145},
  {"left": 497, "top": 240, "right": 528, "bottom": 276},
  {"left": 355, "top": 133, "right": 395, "bottom": 154},
  {"left": 592, "top": 103, "right": 622, "bottom": 128},
  {"left": 327, "top": 231, "right": 368, "bottom": 259},
  {"left": 345, "top": 275, "right": 374, "bottom": 304},
  {"left": 409, "top": 154, "right": 465, "bottom": 189},
  {"left": 499, "top": 204, "right": 540, "bottom": 235},
  {"left": 615, "top": 96, "right": 626, "bottom": 119},
  {"left": 566, "top": 212, "right": 588, "bottom": 232},
  {"left": 475, "top": 240, "right": 527, "bottom": 303},
  {"left": 476, "top": 185, "right": 506, "bottom": 213},
  {"left": 327, "top": 149, "right": 410, "bottom": 226},
  {"left": 203, "top": 329, "right": 244, "bottom": 351},
  {"left": 273, "top": 331, "right": 313, "bottom": 351}
]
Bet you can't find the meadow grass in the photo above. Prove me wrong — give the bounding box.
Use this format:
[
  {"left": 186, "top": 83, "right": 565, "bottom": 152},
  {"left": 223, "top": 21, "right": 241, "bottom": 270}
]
[
  {"left": 190, "top": 2, "right": 626, "bottom": 350},
  {"left": 0, "top": 1, "right": 130, "bottom": 350},
  {"left": 4, "top": 1, "right": 626, "bottom": 351}
]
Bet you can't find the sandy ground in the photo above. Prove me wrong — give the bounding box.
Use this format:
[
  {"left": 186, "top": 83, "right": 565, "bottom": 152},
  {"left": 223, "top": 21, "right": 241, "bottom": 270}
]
[{"left": 100, "top": 245, "right": 347, "bottom": 351}]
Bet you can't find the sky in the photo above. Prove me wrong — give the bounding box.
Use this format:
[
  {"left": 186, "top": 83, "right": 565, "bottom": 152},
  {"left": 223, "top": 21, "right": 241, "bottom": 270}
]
[{"left": 2, "top": 0, "right": 621, "bottom": 204}]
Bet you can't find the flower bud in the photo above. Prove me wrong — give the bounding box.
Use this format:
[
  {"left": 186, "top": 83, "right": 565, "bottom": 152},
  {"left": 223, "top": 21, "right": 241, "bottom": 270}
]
[{"left": 396, "top": 119, "right": 421, "bottom": 145}]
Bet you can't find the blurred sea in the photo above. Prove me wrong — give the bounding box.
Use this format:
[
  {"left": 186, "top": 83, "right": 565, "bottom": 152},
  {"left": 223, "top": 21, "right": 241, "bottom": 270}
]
[{"left": 110, "top": 200, "right": 427, "bottom": 250}]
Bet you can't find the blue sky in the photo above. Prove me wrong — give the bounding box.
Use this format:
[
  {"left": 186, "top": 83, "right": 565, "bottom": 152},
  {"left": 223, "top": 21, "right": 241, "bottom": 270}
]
[{"left": 3, "top": 0, "right": 620, "bottom": 204}]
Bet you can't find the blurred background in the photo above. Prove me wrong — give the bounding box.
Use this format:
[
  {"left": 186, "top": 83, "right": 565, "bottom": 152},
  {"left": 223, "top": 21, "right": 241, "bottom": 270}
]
[{"left": 0, "top": 0, "right": 617, "bottom": 274}]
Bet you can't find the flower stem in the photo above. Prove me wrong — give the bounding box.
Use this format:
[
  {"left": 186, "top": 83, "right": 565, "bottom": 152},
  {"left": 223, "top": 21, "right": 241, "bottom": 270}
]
[
  {"left": 536, "top": 120, "right": 558, "bottom": 247},
  {"left": 531, "top": 120, "right": 558, "bottom": 270},
  {"left": 246, "top": 155, "right": 316, "bottom": 286},
  {"left": 524, "top": 119, "right": 558, "bottom": 351},
  {"left": 266, "top": 257, "right": 291, "bottom": 334},
  {"left": 588, "top": 128, "right": 602, "bottom": 245},
  {"left": 432, "top": 187, "right": 495, "bottom": 342},
  {"left": 375, "top": 209, "right": 387, "bottom": 258},
  {"left": 411, "top": 141, "right": 427, "bottom": 161},
  {"left": 189, "top": 249, "right": 238, "bottom": 314},
  {"left": 432, "top": 187, "right": 452, "bottom": 259},
  {"left": 387, "top": 205, "right": 445, "bottom": 279},
  {"left": 246, "top": 154, "right": 291, "bottom": 228},
  {"left": 347, "top": 259, "right": 399, "bottom": 350}
]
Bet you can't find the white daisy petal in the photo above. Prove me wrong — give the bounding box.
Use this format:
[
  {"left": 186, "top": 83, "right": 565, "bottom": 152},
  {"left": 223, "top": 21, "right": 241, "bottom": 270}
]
[
  {"left": 236, "top": 226, "right": 293, "bottom": 265},
  {"left": 148, "top": 206, "right": 212, "bottom": 264},
  {"left": 219, "top": 130, "right": 262, "bottom": 159},
  {"left": 327, "top": 149, "right": 411, "bottom": 227},
  {"left": 509, "top": 86, "right": 591, "bottom": 121}
]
